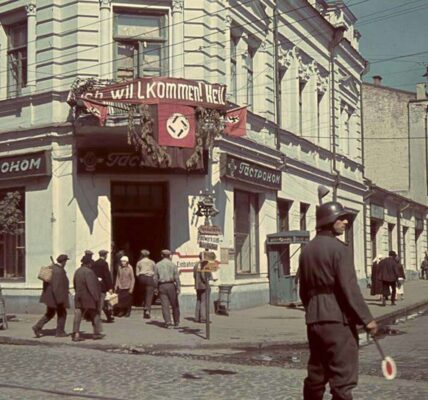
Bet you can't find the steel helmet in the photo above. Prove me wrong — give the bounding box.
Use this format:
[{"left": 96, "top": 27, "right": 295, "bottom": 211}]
[{"left": 316, "top": 201, "right": 351, "bottom": 229}]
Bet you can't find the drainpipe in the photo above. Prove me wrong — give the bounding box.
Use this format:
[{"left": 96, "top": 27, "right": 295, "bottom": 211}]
[
  {"left": 329, "top": 26, "right": 346, "bottom": 201},
  {"left": 273, "top": 2, "right": 281, "bottom": 151}
]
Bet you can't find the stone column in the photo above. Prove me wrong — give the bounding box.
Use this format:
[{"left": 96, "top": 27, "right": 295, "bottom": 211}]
[
  {"left": 172, "top": 0, "right": 184, "bottom": 78},
  {"left": 26, "top": 3, "right": 37, "bottom": 91},
  {"left": 99, "top": 0, "right": 111, "bottom": 79}
]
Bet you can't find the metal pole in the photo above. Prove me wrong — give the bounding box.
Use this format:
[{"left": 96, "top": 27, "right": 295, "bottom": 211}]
[
  {"left": 273, "top": 1, "right": 281, "bottom": 150},
  {"left": 205, "top": 279, "right": 211, "bottom": 340}
]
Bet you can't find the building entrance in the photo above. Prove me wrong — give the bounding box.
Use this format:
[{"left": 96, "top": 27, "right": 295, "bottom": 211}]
[{"left": 111, "top": 182, "right": 168, "bottom": 304}]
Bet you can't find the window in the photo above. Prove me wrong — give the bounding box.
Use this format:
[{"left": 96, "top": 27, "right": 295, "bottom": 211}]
[
  {"left": 300, "top": 203, "right": 309, "bottom": 231},
  {"left": 317, "top": 92, "right": 324, "bottom": 142},
  {"left": 298, "top": 80, "right": 306, "bottom": 134},
  {"left": 113, "top": 11, "right": 167, "bottom": 80},
  {"left": 230, "top": 35, "right": 238, "bottom": 102},
  {"left": 370, "top": 220, "right": 379, "bottom": 260},
  {"left": 388, "top": 223, "right": 395, "bottom": 252},
  {"left": 0, "top": 189, "right": 25, "bottom": 280},
  {"left": 278, "top": 200, "right": 292, "bottom": 232},
  {"left": 246, "top": 47, "right": 254, "bottom": 110},
  {"left": 7, "top": 22, "right": 27, "bottom": 97},
  {"left": 344, "top": 214, "right": 355, "bottom": 262},
  {"left": 234, "top": 190, "right": 259, "bottom": 274}
]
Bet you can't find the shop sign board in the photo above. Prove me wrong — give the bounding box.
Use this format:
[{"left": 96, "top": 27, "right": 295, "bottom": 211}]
[
  {"left": 77, "top": 149, "right": 207, "bottom": 175},
  {"left": 220, "top": 154, "right": 282, "bottom": 190},
  {"left": 0, "top": 151, "right": 51, "bottom": 181}
]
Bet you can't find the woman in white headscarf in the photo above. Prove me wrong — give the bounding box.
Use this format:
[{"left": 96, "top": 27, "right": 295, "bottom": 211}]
[
  {"left": 371, "top": 255, "right": 384, "bottom": 300},
  {"left": 114, "top": 256, "right": 135, "bottom": 317}
]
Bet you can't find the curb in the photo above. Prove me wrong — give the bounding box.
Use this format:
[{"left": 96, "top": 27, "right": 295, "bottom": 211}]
[{"left": 1, "top": 300, "right": 427, "bottom": 354}]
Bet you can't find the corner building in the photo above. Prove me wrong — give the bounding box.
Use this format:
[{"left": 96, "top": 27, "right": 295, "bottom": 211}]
[{"left": 0, "top": 0, "right": 369, "bottom": 312}]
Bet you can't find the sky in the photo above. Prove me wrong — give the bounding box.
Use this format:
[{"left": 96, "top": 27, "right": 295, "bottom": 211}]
[{"left": 348, "top": 0, "right": 428, "bottom": 92}]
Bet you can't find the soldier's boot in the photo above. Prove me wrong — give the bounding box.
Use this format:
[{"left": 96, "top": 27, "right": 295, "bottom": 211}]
[{"left": 382, "top": 298, "right": 386, "bottom": 307}]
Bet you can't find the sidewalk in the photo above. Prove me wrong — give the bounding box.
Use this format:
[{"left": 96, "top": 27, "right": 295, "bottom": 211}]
[{"left": 1, "top": 280, "right": 427, "bottom": 351}]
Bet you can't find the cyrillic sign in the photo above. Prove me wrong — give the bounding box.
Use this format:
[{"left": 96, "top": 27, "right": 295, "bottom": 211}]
[
  {"left": 370, "top": 203, "right": 385, "bottom": 221},
  {"left": 0, "top": 151, "right": 51, "bottom": 181},
  {"left": 220, "top": 154, "right": 282, "bottom": 190}
]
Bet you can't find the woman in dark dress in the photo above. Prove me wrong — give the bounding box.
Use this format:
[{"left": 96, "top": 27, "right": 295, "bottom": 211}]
[{"left": 371, "top": 255, "right": 384, "bottom": 300}]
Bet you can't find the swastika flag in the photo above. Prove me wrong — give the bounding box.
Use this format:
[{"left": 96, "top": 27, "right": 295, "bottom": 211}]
[
  {"left": 158, "top": 104, "right": 196, "bottom": 148},
  {"left": 224, "top": 106, "right": 247, "bottom": 137}
]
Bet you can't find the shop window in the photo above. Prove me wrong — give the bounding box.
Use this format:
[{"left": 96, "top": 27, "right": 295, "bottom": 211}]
[
  {"left": 0, "top": 189, "right": 25, "bottom": 280},
  {"left": 113, "top": 11, "right": 167, "bottom": 80},
  {"left": 230, "top": 34, "right": 238, "bottom": 103},
  {"left": 234, "top": 190, "right": 259, "bottom": 274},
  {"left": 7, "top": 21, "right": 27, "bottom": 97}
]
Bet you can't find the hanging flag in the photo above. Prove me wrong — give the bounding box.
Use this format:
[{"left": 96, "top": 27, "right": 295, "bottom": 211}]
[
  {"left": 158, "top": 104, "right": 196, "bottom": 148},
  {"left": 82, "top": 99, "right": 108, "bottom": 126},
  {"left": 224, "top": 106, "right": 247, "bottom": 137}
]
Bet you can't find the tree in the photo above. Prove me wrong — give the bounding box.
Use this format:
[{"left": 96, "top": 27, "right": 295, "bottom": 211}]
[{"left": 0, "top": 191, "right": 24, "bottom": 235}]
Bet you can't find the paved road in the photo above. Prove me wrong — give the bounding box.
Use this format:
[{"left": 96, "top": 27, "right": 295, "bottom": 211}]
[{"left": 0, "top": 316, "right": 427, "bottom": 400}]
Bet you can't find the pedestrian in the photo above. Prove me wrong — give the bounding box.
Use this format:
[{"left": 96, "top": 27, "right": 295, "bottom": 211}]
[
  {"left": 92, "top": 250, "right": 114, "bottom": 323},
  {"left": 114, "top": 256, "right": 135, "bottom": 317},
  {"left": 32, "top": 254, "right": 71, "bottom": 338},
  {"left": 193, "top": 252, "right": 213, "bottom": 323},
  {"left": 378, "top": 251, "right": 400, "bottom": 306},
  {"left": 395, "top": 256, "right": 406, "bottom": 301},
  {"left": 420, "top": 252, "right": 428, "bottom": 279},
  {"left": 299, "top": 201, "right": 377, "bottom": 400},
  {"left": 84, "top": 250, "right": 95, "bottom": 266},
  {"left": 154, "top": 249, "right": 181, "bottom": 329},
  {"left": 71, "top": 255, "right": 103, "bottom": 341},
  {"left": 136, "top": 249, "right": 156, "bottom": 319},
  {"left": 370, "top": 255, "right": 384, "bottom": 301}
]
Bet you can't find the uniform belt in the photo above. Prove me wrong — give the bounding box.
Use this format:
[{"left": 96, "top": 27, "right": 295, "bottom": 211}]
[
  {"left": 307, "top": 286, "right": 335, "bottom": 298},
  {"left": 159, "top": 281, "right": 174, "bottom": 285}
]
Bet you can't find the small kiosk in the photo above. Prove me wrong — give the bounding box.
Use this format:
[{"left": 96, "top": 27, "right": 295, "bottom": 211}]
[{"left": 266, "top": 230, "right": 310, "bottom": 306}]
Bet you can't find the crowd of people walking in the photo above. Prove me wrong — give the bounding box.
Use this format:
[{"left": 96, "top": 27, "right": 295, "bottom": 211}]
[{"left": 31, "top": 248, "right": 214, "bottom": 340}]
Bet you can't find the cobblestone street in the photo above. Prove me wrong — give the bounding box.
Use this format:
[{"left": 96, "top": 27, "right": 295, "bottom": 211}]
[{"left": 1, "top": 315, "right": 427, "bottom": 400}]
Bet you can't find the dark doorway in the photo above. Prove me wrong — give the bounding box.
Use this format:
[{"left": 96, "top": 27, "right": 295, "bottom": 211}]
[{"left": 111, "top": 182, "right": 168, "bottom": 305}]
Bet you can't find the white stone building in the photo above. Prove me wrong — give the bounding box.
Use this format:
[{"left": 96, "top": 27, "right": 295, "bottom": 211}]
[{"left": 0, "top": 0, "right": 373, "bottom": 312}]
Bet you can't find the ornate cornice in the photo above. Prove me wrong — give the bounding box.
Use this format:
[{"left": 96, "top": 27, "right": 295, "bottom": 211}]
[
  {"left": 172, "top": 0, "right": 184, "bottom": 13},
  {"left": 25, "top": 3, "right": 36, "bottom": 16}
]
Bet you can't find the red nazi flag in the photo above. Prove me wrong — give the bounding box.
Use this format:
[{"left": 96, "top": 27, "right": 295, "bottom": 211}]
[
  {"left": 224, "top": 106, "right": 247, "bottom": 137},
  {"left": 158, "top": 104, "right": 196, "bottom": 148}
]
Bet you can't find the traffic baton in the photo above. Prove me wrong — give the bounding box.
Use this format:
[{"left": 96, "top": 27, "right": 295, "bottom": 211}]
[{"left": 372, "top": 335, "right": 397, "bottom": 380}]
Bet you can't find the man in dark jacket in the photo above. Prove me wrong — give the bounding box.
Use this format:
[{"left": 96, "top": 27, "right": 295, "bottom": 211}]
[
  {"left": 378, "top": 250, "right": 400, "bottom": 306},
  {"left": 32, "top": 254, "right": 70, "bottom": 338},
  {"left": 71, "top": 255, "right": 102, "bottom": 341},
  {"left": 92, "top": 250, "right": 114, "bottom": 322},
  {"left": 193, "top": 252, "right": 214, "bottom": 323},
  {"left": 299, "top": 201, "right": 377, "bottom": 400}
]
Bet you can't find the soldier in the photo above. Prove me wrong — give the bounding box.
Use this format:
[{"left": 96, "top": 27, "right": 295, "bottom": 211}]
[
  {"left": 92, "top": 250, "right": 114, "bottom": 322},
  {"left": 154, "top": 249, "right": 181, "bottom": 329},
  {"left": 32, "top": 254, "right": 70, "bottom": 338},
  {"left": 299, "top": 201, "right": 378, "bottom": 400}
]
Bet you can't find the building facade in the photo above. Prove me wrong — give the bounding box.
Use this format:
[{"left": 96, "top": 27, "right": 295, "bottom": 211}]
[
  {"left": 0, "top": 0, "right": 375, "bottom": 312},
  {"left": 363, "top": 78, "right": 428, "bottom": 275}
]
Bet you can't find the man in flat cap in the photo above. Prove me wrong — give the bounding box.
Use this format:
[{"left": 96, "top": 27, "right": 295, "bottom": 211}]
[
  {"left": 154, "top": 249, "right": 181, "bottom": 328},
  {"left": 83, "top": 250, "right": 94, "bottom": 267},
  {"left": 92, "top": 250, "right": 114, "bottom": 322},
  {"left": 33, "top": 254, "right": 70, "bottom": 338},
  {"left": 378, "top": 250, "right": 401, "bottom": 306},
  {"left": 71, "top": 255, "right": 102, "bottom": 341},
  {"left": 136, "top": 249, "right": 156, "bottom": 319}
]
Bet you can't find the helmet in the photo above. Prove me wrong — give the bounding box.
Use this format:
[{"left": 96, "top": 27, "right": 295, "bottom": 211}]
[{"left": 316, "top": 201, "right": 351, "bottom": 229}]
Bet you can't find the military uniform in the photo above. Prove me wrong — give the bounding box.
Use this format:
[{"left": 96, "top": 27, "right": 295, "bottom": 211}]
[{"left": 299, "top": 203, "right": 374, "bottom": 400}]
